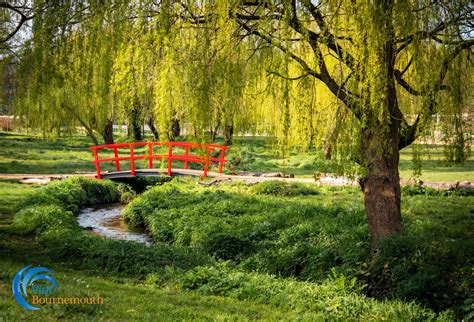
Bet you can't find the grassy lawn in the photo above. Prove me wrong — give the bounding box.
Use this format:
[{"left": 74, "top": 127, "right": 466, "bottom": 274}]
[{"left": 226, "top": 137, "right": 474, "bottom": 182}]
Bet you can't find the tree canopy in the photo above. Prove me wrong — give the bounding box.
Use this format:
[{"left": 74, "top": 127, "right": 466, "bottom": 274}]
[{"left": 2, "top": 0, "right": 473, "bottom": 243}]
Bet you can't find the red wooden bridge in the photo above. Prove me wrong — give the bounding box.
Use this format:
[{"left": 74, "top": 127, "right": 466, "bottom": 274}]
[{"left": 90, "top": 142, "right": 229, "bottom": 179}]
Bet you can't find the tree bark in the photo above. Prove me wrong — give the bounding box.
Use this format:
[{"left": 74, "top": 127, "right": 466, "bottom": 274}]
[
  {"left": 324, "top": 105, "right": 345, "bottom": 159},
  {"left": 147, "top": 117, "right": 159, "bottom": 140},
  {"left": 211, "top": 120, "right": 220, "bottom": 142},
  {"left": 171, "top": 118, "right": 180, "bottom": 139},
  {"left": 62, "top": 103, "right": 99, "bottom": 145},
  {"left": 102, "top": 119, "right": 114, "bottom": 144},
  {"left": 129, "top": 103, "right": 142, "bottom": 141},
  {"left": 362, "top": 128, "right": 404, "bottom": 245},
  {"left": 223, "top": 124, "right": 234, "bottom": 146}
]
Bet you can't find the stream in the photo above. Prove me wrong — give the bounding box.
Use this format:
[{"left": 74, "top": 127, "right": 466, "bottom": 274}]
[{"left": 77, "top": 204, "right": 152, "bottom": 245}]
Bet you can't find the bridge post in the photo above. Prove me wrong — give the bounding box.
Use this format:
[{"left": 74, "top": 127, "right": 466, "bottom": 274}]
[
  {"left": 184, "top": 146, "right": 189, "bottom": 169},
  {"left": 218, "top": 147, "right": 226, "bottom": 173},
  {"left": 148, "top": 142, "right": 153, "bottom": 169},
  {"left": 113, "top": 147, "right": 121, "bottom": 172},
  {"left": 93, "top": 147, "right": 102, "bottom": 179},
  {"left": 203, "top": 146, "right": 210, "bottom": 178},
  {"left": 130, "top": 143, "right": 136, "bottom": 176},
  {"left": 167, "top": 143, "right": 172, "bottom": 176}
]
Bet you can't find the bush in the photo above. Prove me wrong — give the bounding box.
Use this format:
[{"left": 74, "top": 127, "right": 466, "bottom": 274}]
[
  {"left": 116, "top": 183, "right": 136, "bottom": 204},
  {"left": 11, "top": 176, "right": 210, "bottom": 277},
  {"left": 252, "top": 181, "right": 319, "bottom": 196},
  {"left": 402, "top": 185, "right": 474, "bottom": 197},
  {"left": 202, "top": 232, "right": 254, "bottom": 262},
  {"left": 12, "top": 205, "right": 79, "bottom": 237},
  {"left": 124, "top": 180, "right": 370, "bottom": 282},
  {"left": 18, "top": 177, "right": 123, "bottom": 213}
]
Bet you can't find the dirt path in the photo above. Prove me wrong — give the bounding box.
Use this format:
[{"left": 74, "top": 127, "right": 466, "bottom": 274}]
[{"left": 0, "top": 171, "right": 471, "bottom": 190}]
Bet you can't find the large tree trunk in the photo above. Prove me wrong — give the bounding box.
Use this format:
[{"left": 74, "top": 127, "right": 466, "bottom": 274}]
[
  {"left": 102, "top": 119, "right": 114, "bottom": 144},
  {"left": 362, "top": 128, "right": 404, "bottom": 245}
]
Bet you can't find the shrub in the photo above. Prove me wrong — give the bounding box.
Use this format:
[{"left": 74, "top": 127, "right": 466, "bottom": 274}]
[
  {"left": 402, "top": 185, "right": 474, "bottom": 197},
  {"left": 71, "top": 176, "right": 119, "bottom": 205},
  {"left": 17, "top": 177, "right": 123, "bottom": 214},
  {"left": 11, "top": 177, "right": 211, "bottom": 278},
  {"left": 12, "top": 205, "right": 79, "bottom": 237},
  {"left": 116, "top": 183, "right": 136, "bottom": 204},
  {"left": 201, "top": 231, "right": 254, "bottom": 262},
  {"left": 124, "top": 180, "right": 370, "bottom": 282},
  {"left": 252, "top": 181, "right": 319, "bottom": 196}
]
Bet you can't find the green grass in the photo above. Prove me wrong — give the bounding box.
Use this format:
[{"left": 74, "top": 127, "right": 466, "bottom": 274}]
[
  {"left": 0, "top": 132, "right": 96, "bottom": 174},
  {"left": 0, "top": 179, "right": 321, "bottom": 320},
  {"left": 0, "top": 180, "right": 37, "bottom": 225},
  {"left": 0, "top": 178, "right": 450, "bottom": 320},
  {"left": 223, "top": 136, "right": 474, "bottom": 182},
  {"left": 3, "top": 177, "right": 470, "bottom": 319},
  {"left": 0, "top": 236, "right": 314, "bottom": 321},
  {"left": 399, "top": 145, "right": 474, "bottom": 182}
]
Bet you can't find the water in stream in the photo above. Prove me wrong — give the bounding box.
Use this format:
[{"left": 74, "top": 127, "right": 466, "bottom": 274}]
[{"left": 77, "top": 204, "right": 151, "bottom": 245}]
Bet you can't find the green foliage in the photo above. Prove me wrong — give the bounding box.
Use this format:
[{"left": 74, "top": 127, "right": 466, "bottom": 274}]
[
  {"left": 45, "top": 233, "right": 211, "bottom": 277},
  {"left": 371, "top": 234, "right": 473, "bottom": 316},
  {"left": 251, "top": 180, "right": 319, "bottom": 196},
  {"left": 180, "top": 263, "right": 439, "bottom": 321},
  {"left": 9, "top": 177, "right": 208, "bottom": 277},
  {"left": 18, "top": 177, "right": 121, "bottom": 213},
  {"left": 123, "top": 179, "right": 473, "bottom": 318},
  {"left": 116, "top": 183, "right": 136, "bottom": 204},
  {"left": 402, "top": 185, "right": 474, "bottom": 197},
  {"left": 12, "top": 205, "right": 79, "bottom": 237},
  {"left": 124, "top": 180, "right": 370, "bottom": 281}
]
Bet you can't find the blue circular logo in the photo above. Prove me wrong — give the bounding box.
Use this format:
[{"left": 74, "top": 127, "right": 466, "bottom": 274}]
[{"left": 12, "top": 265, "right": 59, "bottom": 310}]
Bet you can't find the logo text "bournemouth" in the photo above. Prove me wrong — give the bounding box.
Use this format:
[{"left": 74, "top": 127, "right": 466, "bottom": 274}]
[{"left": 31, "top": 296, "right": 104, "bottom": 305}]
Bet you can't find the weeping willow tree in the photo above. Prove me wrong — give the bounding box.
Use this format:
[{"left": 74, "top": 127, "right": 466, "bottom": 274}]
[
  {"left": 8, "top": 0, "right": 473, "bottom": 245},
  {"left": 176, "top": 0, "right": 473, "bottom": 245},
  {"left": 13, "top": 1, "right": 127, "bottom": 143}
]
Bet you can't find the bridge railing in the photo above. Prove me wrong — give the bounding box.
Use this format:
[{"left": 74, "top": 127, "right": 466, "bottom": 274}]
[{"left": 90, "top": 142, "right": 229, "bottom": 179}]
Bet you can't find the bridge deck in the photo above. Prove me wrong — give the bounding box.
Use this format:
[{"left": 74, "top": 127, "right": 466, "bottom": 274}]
[{"left": 101, "top": 168, "right": 227, "bottom": 179}]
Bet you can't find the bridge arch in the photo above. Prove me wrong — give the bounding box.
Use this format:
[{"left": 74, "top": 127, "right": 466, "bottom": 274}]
[{"left": 90, "top": 142, "right": 228, "bottom": 179}]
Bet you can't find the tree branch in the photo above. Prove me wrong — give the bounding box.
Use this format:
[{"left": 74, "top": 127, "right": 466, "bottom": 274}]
[
  {"left": 0, "top": 2, "right": 34, "bottom": 44},
  {"left": 398, "top": 38, "right": 474, "bottom": 148}
]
